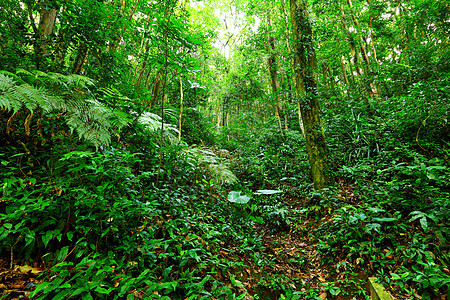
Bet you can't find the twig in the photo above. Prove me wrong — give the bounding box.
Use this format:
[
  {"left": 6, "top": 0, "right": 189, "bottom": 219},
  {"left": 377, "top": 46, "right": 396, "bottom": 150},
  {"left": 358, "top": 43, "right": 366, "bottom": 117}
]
[
  {"left": 59, "top": 228, "right": 91, "bottom": 264},
  {"left": 10, "top": 235, "right": 23, "bottom": 269},
  {"left": 416, "top": 106, "right": 436, "bottom": 152}
]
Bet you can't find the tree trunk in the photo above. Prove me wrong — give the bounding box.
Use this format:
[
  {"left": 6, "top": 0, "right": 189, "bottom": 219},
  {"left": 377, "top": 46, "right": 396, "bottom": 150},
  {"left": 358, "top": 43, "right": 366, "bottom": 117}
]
[
  {"left": 365, "top": 0, "right": 379, "bottom": 64},
  {"left": 27, "top": 1, "right": 56, "bottom": 70},
  {"left": 345, "top": 0, "right": 371, "bottom": 73},
  {"left": 266, "top": 12, "right": 285, "bottom": 135},
  {"left": 150, "top": 72, "right": 161, "bottom": 107},
  {"left": 340, "top": 56, "right": 350, "bottom": 85},
  {"left": 72, "top": 43, "right": 88, "bottom": 74},
  {"left": 290, "top": 0, "right": 330, "bottom": 190},
  {"left": 38, "top": 2, "right": 57, "bottom": 58},
  {"left": 178, "top": 73, "right": 183, "bottom": 141},
  {"left": 109, "top": 0, "right": 141, "bottom": 52},
  {"left": 338, "top": 2, "right": 362, "bottom": 79}
]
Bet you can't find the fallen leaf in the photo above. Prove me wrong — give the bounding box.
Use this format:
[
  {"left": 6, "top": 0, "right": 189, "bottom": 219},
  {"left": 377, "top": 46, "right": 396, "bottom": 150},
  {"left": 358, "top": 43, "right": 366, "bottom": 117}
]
[
  {"left": 319, "top": 292, "right": 327, "bottom": 300},
  {"left": 18, "top": 265, "right": 43, "bottom": 275}
]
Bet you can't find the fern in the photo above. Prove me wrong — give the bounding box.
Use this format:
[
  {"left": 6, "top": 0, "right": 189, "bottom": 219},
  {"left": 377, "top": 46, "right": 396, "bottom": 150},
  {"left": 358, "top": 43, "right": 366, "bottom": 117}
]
[
  {"left": 0, "top": 73, "right": 56, "bottom": 114},
  {"left": 182, "top": 147, "right": 238, "bottom": 185},
  {"left": 16, "top": 69, "right": 95, "bottom": 100},
  {"left": 138, "top": 111, "right": 179, "bottom": 142},
  {"left": 0, "top": 71, "right": 130, "bottom": 148}
]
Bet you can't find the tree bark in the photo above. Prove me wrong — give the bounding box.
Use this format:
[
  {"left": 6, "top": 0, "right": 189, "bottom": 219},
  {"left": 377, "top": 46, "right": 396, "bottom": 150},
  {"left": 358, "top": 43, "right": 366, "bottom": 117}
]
[
  {"left": 266, "top": 12, "right": 285, "bottom": 135},
  {"left": 290, "top": 0, "right": 330, "bottom": 190},
  {"left": 53, "top": 7, "right": 69, "bottom": 70},
  {"left": 72, "top": 43, "right": 88, "bottom": 74},
  {"left": 340, "top": 56, "right": 350, "bottom": 85},
  {"left": 178, "top": 73, "right": 183, "bottom": 141},
  {"left": 338, "top": 2, "right": 362, "bottom": 80},
  {"left": 109, "top": 0, "right": 141, "bottom": 52},
  {"left": 38, "top": 2, "right": 57, "bottom": 58}
]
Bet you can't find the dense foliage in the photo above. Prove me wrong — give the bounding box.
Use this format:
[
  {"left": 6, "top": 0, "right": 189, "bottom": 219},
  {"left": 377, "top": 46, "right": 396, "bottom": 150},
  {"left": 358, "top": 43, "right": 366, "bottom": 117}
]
[{"left": 0, "top": 0, "right": 449, "bottom": 299}]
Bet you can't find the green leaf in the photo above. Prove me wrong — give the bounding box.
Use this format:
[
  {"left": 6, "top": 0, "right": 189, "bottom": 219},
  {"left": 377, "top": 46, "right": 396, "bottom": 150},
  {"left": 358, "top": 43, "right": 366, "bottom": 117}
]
[
  {"left": 426, "top": 171, "right": 437, "bottom": 180},
  {"left": 71, "top": 287, "right": 88, "bottom": 297},
  {"left": 372, "top": 217, "right": 397, "bottom": 222},
  {"left": 53, "top": 289, "right": 72, "bottom": 300},
  {"left": 249, "top": 216, "right": 264, "bottom": 224},
  {"left": 0, "top": 229, "right": 9, "bottom": 240},
  {"left": 227, "top": 191, "right": 251, "bottom": 204},
  {"left": 409, "top": 211, "right": 426, "bottom": 222},
  {"left": 42, "top": 231, "right": 53, "bottom": 248},
  {"left": 67, "top": 231, "right": 74, "bottom": 241},
  {"left": 230, "top": 274, "right": 244, "bottom": 287},
  {"left": 56, "top": 246, "right": 69, "bottom": 262},
  {"left": 420, "top": 217, "right": 428, "bottom": 232},
  {"left": 95, "top": 287, "right": 112, "bottom": 294},
  {"left": 81, "top": 291, "right": 94, "bottom": 300},
  {"left": 255, "top": 190, "right": 282, "bottom": 195},
  {"left": 29, "top": 282, "right": 51, "bottom": 298}
]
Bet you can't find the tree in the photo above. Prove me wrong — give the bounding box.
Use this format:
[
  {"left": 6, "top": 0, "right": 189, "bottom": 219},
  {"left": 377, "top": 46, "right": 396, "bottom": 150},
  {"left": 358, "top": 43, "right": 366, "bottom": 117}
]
[
  {"left": 266, "top": 10, "right": 285, "bottom": 134},
  {"left": 289, "top": 0, "right": 329, "bottom": 190}
]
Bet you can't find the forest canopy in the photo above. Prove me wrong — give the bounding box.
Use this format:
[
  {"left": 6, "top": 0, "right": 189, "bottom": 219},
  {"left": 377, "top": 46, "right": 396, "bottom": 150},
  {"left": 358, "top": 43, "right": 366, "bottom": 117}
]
[{"left": 0, "top": 0, "right": 449, "bottom": 299}]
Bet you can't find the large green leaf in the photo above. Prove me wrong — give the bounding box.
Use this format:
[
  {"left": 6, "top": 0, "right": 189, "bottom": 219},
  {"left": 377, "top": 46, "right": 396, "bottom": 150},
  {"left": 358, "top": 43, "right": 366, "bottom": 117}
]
[
  {"left": 227, "top": 191, "right": 251, "bottom": 204},
  {"left": 255, "top": 190, "right": 282, "bottom": 195}
]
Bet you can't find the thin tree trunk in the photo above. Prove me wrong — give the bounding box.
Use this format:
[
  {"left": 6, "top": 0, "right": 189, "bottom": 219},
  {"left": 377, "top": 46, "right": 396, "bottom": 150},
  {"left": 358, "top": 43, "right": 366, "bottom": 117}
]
[
  {"left": 150, "top": 72, "right": 161, "bottom": 107},
  {"left": 109, "top": 0, "right": 141, "bottom": 51},
  {"left": 290, "top": 0, "right": 330, "bottom": 190},
  {"left": 340, "top": 56, "right": 350, "bottom": 85},
  {"left": 366, "top": 0, "right": 379, "bottom": 64},
  {"left": 266, "top": 12, "right": 284, "bottom": 135},
  {"left": 178, "top": 73, "right": 183, "bottom": 141},
  {"left": 338, "top": 2, "right": 362, "bottom": 79},
  {"left": 72, "top": 43, "right": 88, "bottom": 74},
  {"left": 345, "top": 0, "right": 370, "bottom": 71},
  {"left": 53, "top": 21, "right": 69, "bottom": 69}
]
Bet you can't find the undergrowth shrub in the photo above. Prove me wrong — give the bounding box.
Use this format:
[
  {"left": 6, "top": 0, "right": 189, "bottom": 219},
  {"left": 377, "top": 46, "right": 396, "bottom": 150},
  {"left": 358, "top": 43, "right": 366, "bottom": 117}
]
[
  {"left": 224, "top": 123, "right": 309, "bottom": 189},
  {"left": 0, "top": 116, "right": 261, "bottom": 299}
]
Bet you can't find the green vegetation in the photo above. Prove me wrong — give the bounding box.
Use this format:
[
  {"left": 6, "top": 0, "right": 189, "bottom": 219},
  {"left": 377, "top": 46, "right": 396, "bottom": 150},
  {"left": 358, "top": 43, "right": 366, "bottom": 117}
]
[{"left": 0, "top": 0, "right": 448, "bottom": 299}]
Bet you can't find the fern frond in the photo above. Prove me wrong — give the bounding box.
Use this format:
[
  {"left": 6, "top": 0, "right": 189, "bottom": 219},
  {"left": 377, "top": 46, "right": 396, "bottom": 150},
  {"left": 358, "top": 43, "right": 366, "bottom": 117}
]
[
  {"left": 0, "top": 73, "right": 54, "bottom": 114},
  {"left": 109, "top": 110, "right": 132, "bottom": 129},
  {"left": 138, "top": 112, "right": 179, "bottom": 136},
  {"left": 210, "top": 163, "right": 238, "bottom": 184},
  {"left": 16, "top": 69, "right": 95, "bottom": 96},
  {"left": 99, "top": 86, "right": 133, "bottom": 106},
  {"left": 1, "top": 71, "right": 130, "bottom": 148},
  {"left": 66, "top": 99, "right": 112, "bottom": 147},
  {"left": 15, "top": 68, "right": 34, "bottom": 78},
  {"left": 65, "top": 73, "right": 96, "bottom": 89},
  {"left": 0, "top": 73, "right": 16, "bottom": 111},
  {"left": 0, "top": 71, "right": 26, "bottom": 84},
  {"left": 182, "top": 146, "right": 238, "bottom": 185}
]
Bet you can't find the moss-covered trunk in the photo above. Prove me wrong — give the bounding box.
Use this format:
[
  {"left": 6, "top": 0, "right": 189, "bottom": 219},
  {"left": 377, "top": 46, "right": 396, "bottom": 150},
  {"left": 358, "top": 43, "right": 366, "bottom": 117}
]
[{"left": 289, "top": 0, "right": 330, "bottom": 190}]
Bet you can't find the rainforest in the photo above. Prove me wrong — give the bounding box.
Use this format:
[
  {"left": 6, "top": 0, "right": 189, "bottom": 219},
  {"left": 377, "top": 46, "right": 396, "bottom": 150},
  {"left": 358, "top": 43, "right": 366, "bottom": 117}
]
[{"left": 0, "top": 0, "right": 449, "bottom": 299}]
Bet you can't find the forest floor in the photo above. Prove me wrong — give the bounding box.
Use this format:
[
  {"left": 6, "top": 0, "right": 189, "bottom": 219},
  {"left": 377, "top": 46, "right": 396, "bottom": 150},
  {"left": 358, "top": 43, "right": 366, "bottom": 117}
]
[
  {"left": 217, "top": 179, "right": 445, "bottom": 300},
  {"left": 0, "top": 179, "right": 448, "bottom": 300}
]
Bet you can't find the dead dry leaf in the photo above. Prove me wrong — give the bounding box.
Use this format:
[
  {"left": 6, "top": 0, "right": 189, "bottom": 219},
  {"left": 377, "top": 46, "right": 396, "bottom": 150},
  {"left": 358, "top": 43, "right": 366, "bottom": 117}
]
[{"left": 18, "top": 265, "right": 43, "bottom": 275}]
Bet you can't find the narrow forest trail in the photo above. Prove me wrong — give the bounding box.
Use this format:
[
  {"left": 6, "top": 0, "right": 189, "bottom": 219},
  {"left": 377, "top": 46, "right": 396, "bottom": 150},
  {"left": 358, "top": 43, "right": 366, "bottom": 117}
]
[{"left": 218, "top": 178, "right": 414, "bottom": 300}]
